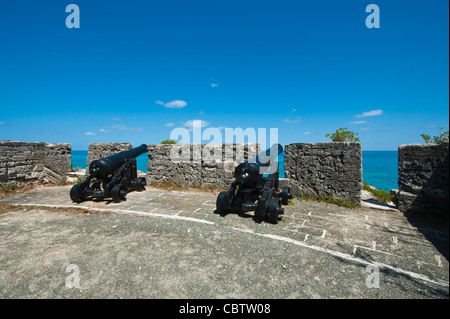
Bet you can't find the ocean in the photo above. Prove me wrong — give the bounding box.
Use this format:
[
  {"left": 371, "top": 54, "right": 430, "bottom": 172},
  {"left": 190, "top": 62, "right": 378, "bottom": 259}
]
[{"left": 71, "top": 150, "right": 399, "bottom": 191}]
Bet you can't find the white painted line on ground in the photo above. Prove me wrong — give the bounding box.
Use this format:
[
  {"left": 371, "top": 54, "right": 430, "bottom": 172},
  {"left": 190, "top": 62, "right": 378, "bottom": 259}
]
[
  {"left": 304, "top": 234, "right": 309, "bottom": 242},
  {"left": 328, "top": 213, "right": 346, "bottom": 217},
  {"left": 306, "top": 214, "right": 329, "bottom": 220},
  {"left": 193, "top": 208, "right": 201, "bottom": 213},
  {"left": 353, "top": 245, "right": 396, "bottom": 257},
  {"left": 321, "top": 230, "right": 327, "bottom": 239},
  {"left": 435, "top": 255, "right": 443, "bottom": 267},
  {"left": 392, "top": 236, "right": 398, "bottom": 245},
  {"left": 226, "top": 227, "right": 449, "bottom": 288},
  {"left": 12, "top": 203, "right": 215, "bottom": 225},
  {"left": 410, "top": 239, "right": 434, "bottom": 246},
  {"left": 113, "top": 209, "right": 214, "bottom": 225},
  {"left": 8, "top": 202, "right": 448, "bottom": 288},
  {"left": 175, "top": 210, "right": 183, "bottom": 216}
]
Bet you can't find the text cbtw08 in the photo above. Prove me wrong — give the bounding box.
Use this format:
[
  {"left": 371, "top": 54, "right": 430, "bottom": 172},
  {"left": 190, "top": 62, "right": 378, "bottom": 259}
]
[
  {"left": 70, "top": 144, "right": 148, "bottom": 203},
  {"left": 216, "top": 144, "right": 292, "bottom": 224}
]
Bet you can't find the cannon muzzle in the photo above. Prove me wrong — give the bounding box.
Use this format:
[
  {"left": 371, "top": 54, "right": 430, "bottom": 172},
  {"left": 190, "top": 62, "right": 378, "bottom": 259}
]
[
  {"left": 89, "top": 144, "right": 148, "bottom": 179},
  {"left": 235, "top": 143, "right": 283, "bottom": 186}
]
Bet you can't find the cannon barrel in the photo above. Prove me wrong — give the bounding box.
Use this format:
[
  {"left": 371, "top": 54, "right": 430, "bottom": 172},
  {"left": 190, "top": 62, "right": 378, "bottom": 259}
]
[
  {"left": 234, "top": 143, "right": 283, "bottom": 186},
  {"left": 89, "top": 144, "right": 148, "bottom": 179}
]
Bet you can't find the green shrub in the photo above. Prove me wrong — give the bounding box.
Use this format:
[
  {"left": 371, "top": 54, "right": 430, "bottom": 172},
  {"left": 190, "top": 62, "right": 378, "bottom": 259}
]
[
  {"left": 421, "top": 126, "right": 449, "bottom": 143},
  {"left": 363, "top": 182, "right": 396, "bottom": 204},
  {"left": 325, "top": 128, "right": 360, "bottom": 143},
  {"left": 160, "top": 139, "right": 178, "bottom": 144}
]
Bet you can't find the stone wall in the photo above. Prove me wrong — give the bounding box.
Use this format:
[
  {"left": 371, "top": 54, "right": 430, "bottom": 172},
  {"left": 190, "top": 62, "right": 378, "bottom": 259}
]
[
  {"left": 147, "top": 144, "right": 260, "bottom": 188},
  {"left": 284, "top": 142, "right": 362, "bottom": 203},
  {"left": 0, "top": 141, "right": 71, "bottom": 185},
  {"left": 398, "top": 142, "right": 449, "bottom": 214}
]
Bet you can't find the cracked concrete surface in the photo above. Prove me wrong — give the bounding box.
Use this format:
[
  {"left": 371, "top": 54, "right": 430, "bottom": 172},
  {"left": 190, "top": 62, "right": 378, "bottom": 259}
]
[{"left": 0, "top": 185, "right": 448, "bottom": 298}]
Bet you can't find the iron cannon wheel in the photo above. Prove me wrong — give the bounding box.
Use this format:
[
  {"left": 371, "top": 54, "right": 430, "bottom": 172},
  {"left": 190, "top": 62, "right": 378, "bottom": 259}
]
[
  {"left": 70, "top": 183, "right": 87, "bottom": 203},
  {"left": 269, "top": 197, "right": 281, "bottom": 224},
  {"left": 216, "top": 191, "right": 228, "bottom": 213},
  {"left": 281, "top": 186, "right": 291, "bottom": 205},
  {"left": 111, "top": 184, "right": 126, "bottom": 203}
]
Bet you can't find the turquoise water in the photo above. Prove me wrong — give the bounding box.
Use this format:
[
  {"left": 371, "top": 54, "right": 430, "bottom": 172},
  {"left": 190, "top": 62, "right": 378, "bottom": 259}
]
[
  {"left": 362, "top": 151, "right": 398, "bottom": 191},
  {"left": 71, "top": 150, "right": 398, "bottom": 191},
  {"left": 71, "top": 151, "right": 149, "bottom": 173}
]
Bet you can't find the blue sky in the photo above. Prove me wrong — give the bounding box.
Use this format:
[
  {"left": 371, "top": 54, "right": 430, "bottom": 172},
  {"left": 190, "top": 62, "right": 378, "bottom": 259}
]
[{"left": 0, "top": 0, "right": 448, "bottom": 150}]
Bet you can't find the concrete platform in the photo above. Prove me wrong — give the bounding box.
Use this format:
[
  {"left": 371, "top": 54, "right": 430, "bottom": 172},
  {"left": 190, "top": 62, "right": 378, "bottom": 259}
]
[{"left": 0, "top": 185, "right": 448, "bottom": 298}]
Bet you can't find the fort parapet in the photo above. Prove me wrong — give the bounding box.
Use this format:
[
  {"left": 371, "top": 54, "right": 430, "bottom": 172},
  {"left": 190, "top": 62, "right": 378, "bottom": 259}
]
[
  {"left": 146, "top": 143, "right": 260, "bottom": 188},
  {"left": 3, "top": 140, "right": 449, "bottom": 214},
  {"left": 398, "top": 142, "right": 449, "bottom": 214},
  {"left": 284, "top": 142, "right": 362, "bottom": 203},
  {"left": 0, "top": 141, "right": 71, "bottom": 185}
]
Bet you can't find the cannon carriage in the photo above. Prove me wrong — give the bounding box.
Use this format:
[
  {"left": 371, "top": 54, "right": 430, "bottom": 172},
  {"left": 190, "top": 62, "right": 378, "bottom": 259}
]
[
  {"left": 70, "top": 144, "right": 148, "bottom": 203},
  {"left": 215, "top": 144, "right": 292, "bottom": 224}
]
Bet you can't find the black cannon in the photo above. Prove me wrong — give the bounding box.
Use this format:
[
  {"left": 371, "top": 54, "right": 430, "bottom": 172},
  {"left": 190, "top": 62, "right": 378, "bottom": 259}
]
[
  {"left": 70, "top": 144, "right": 148, "bottom": 203},
  {"left": 216, "top": 144, "right": 292, "bottom": 224}
]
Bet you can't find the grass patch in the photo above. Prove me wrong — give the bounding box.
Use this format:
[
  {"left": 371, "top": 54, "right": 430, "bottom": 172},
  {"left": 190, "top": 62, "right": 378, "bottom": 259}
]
[
  {"left": 0, "top": 184, "right": 21, "bottom": 193},
  {"left": 0, "top": 182, "right": 36, "bottom": 199},
  {"left": 363, "top": 182, "right": 397, "bottom": 204},
  {"left": 149, "top": 179, "right": 227, "bottom": 193},
  {"left": 295, "top": 193, "right": 360, "bottom": 209},
  {"left": 0, "top": 202, "right": 113, "bottom": 216}
]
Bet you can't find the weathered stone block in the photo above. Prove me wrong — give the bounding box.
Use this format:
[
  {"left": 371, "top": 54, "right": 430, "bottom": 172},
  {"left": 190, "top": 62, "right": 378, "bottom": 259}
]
[
  {"left": 398, "top": 142, "right": 449, "bottom": 214},
  {"left": 285, "top": 142, "right": 362, "bottom": 203}
]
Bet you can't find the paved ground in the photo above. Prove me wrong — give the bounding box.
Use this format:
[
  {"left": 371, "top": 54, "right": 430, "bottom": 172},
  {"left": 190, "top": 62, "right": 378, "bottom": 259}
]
[{"left": 0, "top": 185, "right": 448, "bottom": 299}]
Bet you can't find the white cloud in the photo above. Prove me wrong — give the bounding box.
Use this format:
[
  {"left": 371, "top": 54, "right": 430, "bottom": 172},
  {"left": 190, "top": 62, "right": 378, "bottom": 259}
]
[
  {"left": 292, "top": 109, "right": 296, "bottom": 112},
  {"left": 165, "top": 123, "right": 176, "bottom": 127},
  {"left": 99, "top": 128, "right": 111, "bottom": 133},
  {"left": 283, "top": 117, "right": 301, "bottom": 124},
  {"left": 360, "top": 127, "right": 371, "bottom": 131},
  {"left": 156, "top": 100, "right": 187, "bottom": 109},
  {"left": 110, "top": 117, "right": 121, "bottom": 121},
  {"left": 183, "top": 119, "right": 210, "bottom": 131},
  {"left": 304, "top": 132, "right": 311, "bottom": 135},
  {"left": 84, "top": 132, "right": 96, "bottom": 136},
  {"left": 110, "top": 125, "right": 144, "bottom": 132},
  {"left": 211, "top": 83, "right": 219, "bottom": 88},
  {"left": 355, "top": 109, "right": 383, "bottom": 118},
  {"left": 424, "top": 125, "right": 436, "bottom": 128},
  {"left": 349, "top": 120, "right": 368, "bottom": 125}
]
